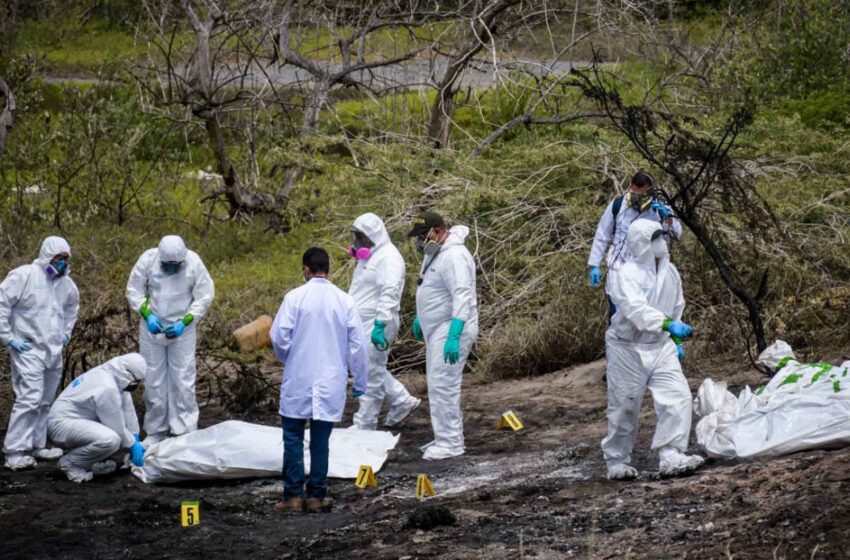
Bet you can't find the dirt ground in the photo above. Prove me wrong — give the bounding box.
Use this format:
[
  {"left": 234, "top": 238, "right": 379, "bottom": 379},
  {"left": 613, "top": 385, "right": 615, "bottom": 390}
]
[{"left": 2, "top": 358, "right": 850, "bottom": 560}]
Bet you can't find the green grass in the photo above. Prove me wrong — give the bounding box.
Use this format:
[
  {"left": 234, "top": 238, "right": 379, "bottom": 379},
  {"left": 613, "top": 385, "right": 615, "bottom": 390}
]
[{"left": 17, "top": 18, "right": 146, "bottom": 73}]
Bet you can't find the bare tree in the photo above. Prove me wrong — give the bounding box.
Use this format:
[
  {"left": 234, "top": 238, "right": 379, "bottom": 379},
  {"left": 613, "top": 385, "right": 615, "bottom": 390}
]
[
  {"left": 425, "top": 0, "right": 523, "bottom": 149},
  {"left": 572, "top": 60, "right": 775, "bottom": 356},
  {"left": 0, "top": 77, "right": 15, "bottom": 166},
  {"left": 270, "top": 0, "right": 433, "bottom": 210}
]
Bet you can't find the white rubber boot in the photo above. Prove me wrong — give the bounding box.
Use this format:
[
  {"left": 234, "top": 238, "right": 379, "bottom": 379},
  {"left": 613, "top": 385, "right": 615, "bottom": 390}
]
[
  {"left": 33, "top": 447, "right": 64, "bottom": 461},
  {"left": 658, "top": 447, "right": 704, "bottom": 477},
  {"left": 385, "top": 397, "right": 421, "bottom": 427},
  {"left": 606, "top": 462, "right": 639, "bottom": 480},
  {"left": 4, "top": 453, "right": 37, "bottom": 471}
]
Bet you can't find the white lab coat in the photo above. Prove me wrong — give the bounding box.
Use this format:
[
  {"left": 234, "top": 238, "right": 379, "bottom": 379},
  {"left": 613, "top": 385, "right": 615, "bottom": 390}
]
[
  {"left": 48, "top": 353, "right": 146, "bottom": 469},
  {"left": 271, "top": 278, "right": 369, "bottom": 423},
  {"left": 0, "top": 236, "right": 79, "bottom": 455},
  {"left": 588, "top": 198, "right": 683, "bottom": 293},
  {"left": 416, "top": 225, "right": 479, "bottom": 460},
  {"left": 601, "top": 219, "right": 692, "bottom": 466},
  {"left": 348, "top": 213, "right": 418, "bottom": 430},
  {"left": 126, "top": 236, "right": 214, "bottom": 437}
]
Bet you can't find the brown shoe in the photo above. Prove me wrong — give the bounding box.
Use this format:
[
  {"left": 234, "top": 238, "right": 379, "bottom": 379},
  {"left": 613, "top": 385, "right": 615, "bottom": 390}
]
[
  {"left": 305, "top": 497, "right": 333, "bottom": 513},
  {"left": 274, "top": 497, "right": 304, "bottom": 513}
]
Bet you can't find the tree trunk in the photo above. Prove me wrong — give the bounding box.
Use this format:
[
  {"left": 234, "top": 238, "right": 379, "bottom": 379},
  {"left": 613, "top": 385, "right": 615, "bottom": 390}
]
[
  {"left": 677, "top": 213, "right": 767, "bottom": 353},
  {"left": 0, "top": 76, "right": 16, "bottom": 166},
  {"left": 275, "top": 81, "right": 328, "bottom": 208}
]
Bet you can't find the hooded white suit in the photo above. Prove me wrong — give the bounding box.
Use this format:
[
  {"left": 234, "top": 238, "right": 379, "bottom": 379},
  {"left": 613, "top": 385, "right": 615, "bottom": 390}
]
[
  {"left": 126, "top": 236, "right": 214, "bottom": 440},
  {"left": 603, "top": 219, "right": 700, "bottom": 476},
  {"left": 349, "top": 213, "right": 420, "bottom": 429},
  {"left": 48, "top": 353, "right": 146, "bottom": 478},
  {"left": 0, "top": 237, "right": 79, "bottom": 466},
  {"left": 416, "top": 225, "right": 478, "bottom": 460}
]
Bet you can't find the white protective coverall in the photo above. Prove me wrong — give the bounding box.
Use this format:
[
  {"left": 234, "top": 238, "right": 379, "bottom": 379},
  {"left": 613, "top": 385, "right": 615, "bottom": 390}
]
[
  {"left": 271, "top": 278, "right": 369, "bottom": 423},
  {"left": 588, "top": 198, "right": 683, "bottom": 293},
  {"left": 416, "top": 225, "right": 479, "bottom": 460},
  {"left": 126, "top": 236, "right": 214, "bottom": 440},
  {"left": 47, "top": 353, "right": 146, "bottom": 482},
  {"left": 603, "top": 219, "right": 701, "bottom": 478},
  {"left": 0, "top": 236, "right": 79, "bottom": 468},
  {"left": 349, "top": 213, "right": 420, "bottom": 430}
]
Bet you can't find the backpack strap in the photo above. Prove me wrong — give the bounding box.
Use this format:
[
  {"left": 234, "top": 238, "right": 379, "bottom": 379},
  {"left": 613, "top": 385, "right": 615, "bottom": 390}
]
[{"left": 611, "top": 195, "right": 624, "bottom": 239}]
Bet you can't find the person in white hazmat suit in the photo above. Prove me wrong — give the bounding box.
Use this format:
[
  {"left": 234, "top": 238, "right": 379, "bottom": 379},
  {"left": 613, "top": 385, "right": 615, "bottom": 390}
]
[
  {"left": 126, "top": 235, "right": 214, "bottom": 444},
  {"left": 0, "top": 236, "right": 80, "bottom": 471},
  {"left": 348, "top": 213, "right": 421, "bottom": 430},
  {"left": 408, "top": 212, "right": 478, "bottom": 461},
  {"left": 603, "top": 219, "right": 703, "bottom": 480},
  {"left": 588, "top": 171, "right": 683, "bottom": 319},
  {"left": 47, "top": 353, "right": 147, "bottom": 482}
]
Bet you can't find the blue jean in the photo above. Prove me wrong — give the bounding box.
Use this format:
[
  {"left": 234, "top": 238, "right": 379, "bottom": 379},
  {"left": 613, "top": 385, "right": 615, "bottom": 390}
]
[{"left": 281, "top": 416, "right": 334, "bottom": 500}]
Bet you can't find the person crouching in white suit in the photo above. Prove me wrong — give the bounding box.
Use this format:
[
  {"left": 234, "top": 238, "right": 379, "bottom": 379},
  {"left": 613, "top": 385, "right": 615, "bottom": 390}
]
[
  {"left": 47, "top": 353, "right": 148, "bottom": 482},
  {"left": 602, "top": 219, "right": 704, "bottom": 480}
]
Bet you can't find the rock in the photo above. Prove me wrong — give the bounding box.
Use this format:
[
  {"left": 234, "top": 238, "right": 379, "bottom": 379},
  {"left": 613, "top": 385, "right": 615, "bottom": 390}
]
[{"left": 403, "top": 506, "right": 457, "bottom": 531}]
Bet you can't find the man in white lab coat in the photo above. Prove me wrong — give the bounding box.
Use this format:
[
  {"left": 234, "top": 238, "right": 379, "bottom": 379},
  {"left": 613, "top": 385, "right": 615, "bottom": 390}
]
[{"left": 270, "top": 247, "right": 369, "bottom": 514}]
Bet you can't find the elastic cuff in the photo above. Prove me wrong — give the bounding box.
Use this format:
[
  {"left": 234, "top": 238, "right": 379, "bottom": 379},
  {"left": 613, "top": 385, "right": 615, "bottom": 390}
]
[
  {"left": 181, "top": 314, "right": 194, "bottom": 326},
  {"left": 139, "top": 300, "right": 151, "bottom": 320},
  {"left": 662, "top": 317, "right": 673, "bottom": 332}
]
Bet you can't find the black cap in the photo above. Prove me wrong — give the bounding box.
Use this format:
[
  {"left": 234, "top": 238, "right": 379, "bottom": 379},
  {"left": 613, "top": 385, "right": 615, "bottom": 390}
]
[{"left": 407, "top": 211, "right": 445, "bottom": 237}]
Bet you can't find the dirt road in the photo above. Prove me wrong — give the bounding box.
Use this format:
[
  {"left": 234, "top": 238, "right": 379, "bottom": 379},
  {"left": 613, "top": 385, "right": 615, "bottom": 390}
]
[{"left": 2, "top": 359, "right": 850, "bottom": 559}]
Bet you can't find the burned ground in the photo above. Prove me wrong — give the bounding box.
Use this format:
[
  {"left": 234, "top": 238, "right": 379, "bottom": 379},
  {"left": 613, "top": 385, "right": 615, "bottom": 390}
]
[{"left": 2, "top": 360, "right": 849, "bottom": 559}]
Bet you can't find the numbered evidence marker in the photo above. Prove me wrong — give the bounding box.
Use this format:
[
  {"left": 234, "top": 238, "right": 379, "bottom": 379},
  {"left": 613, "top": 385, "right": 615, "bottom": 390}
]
[
  {"left": 181, "top": 501, "right": 200, "bottom": 527},
  {"left": 355, "top": 465, "right": 377, "bottom": 489},
  {"left": 497, "top": 410, "right": 524, "bottom": 431},
  {"left": 415, "top": 474, "right": 436, "bottom": 499}
]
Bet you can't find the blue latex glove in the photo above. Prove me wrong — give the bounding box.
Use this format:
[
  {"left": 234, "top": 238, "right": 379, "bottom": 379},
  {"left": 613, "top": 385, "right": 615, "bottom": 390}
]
[
  {"left": 8, "top": 339, "right": 31, "bottom": 353},
  {"left": 676, "top": 343, "right": 685, "bottom": 361},
  {"left": 663, "top": 319, "right": 693, "bottom": 340},
  {"left": 412, "top": 316, "right": 424, "bottom": 342},
  {"left": 443, "top": 318, "right": 465, "bottom": 365},
  {"left": 62, "top": 334, "right": 70, "bottom": 345},
  {"left": 130, "top": 441, "right": 145, "bottom": 467},
  {"left": 145, "top": 314, "right": 163, "bottom": 335},
  {"left": 352, "top": 388, "right": 365, "bottom": 398},
  {"left": 165, "top": 321, "right": 185, "bottom": 338},
  {"left": 371, "top": 320, "right": 388, "bottom": 351},
  {"left": 651, "top": 201, "right": 672, "bottom": 220},
  {"left": 589, "top": 266, "right": 602, "bottom": 289}
]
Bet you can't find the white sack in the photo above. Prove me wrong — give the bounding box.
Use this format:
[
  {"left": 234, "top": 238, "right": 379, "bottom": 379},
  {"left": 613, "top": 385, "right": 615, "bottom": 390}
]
[
  {"left": 132, "top": 421, "right": 399, "bottom": 484},
  {"left": 694, "top": 341, "right": 850, "bottom": 459}
]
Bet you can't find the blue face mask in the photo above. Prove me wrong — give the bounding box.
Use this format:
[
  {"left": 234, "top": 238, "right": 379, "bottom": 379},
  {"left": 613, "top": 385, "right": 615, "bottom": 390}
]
[
  {"left": 161, "top": 261, "right": 182, "bottom": 275},
  {"left": 47, "top": 259, "right": 69, "bottom": 279}
]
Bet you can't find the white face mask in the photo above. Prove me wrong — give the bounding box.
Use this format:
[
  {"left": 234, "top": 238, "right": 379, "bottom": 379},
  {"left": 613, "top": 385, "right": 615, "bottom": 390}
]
[{"left": 651, "top": 236, "right": 669, "bottom": 260}]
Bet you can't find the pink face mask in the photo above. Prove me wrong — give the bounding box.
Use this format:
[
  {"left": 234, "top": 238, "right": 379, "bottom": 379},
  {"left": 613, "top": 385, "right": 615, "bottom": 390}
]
[{"left": 348, "top": 245, "right": 372, "bottom": 260}]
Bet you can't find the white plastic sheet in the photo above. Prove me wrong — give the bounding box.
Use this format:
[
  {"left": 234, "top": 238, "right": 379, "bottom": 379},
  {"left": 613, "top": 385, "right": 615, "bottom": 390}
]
[
  {"left": 132, "top": 421, "right": 400, "bottom": 484},
  {"left": 695, "top": 340, "right": 850, "bottom": 459}
]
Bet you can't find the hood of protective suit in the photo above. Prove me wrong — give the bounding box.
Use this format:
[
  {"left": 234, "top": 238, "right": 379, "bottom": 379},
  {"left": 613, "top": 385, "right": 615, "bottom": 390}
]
[
  {"left": 353, "top": 213, "right": 390, "bottom": 248},
  {"left": 34, "top": 236, "right": 71, "bottom": 267},
  {"left": 757, "top": 340, "right": 796, "bottom": 370},
  {"left": 102, "top": 353, "right": 147, "bottom": 390},
  {"left": 626, "top": 220, "right": 661, "bottom": 265},
  {"left": 158, "top": 235, "right": 188, "bottom": 262},
  {"left": 445, "top": 225, "right": 470, "bottom": 247}
]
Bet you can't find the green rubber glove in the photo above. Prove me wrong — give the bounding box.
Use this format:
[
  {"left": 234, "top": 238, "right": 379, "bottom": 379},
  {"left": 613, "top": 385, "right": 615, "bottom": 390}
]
[
  {"left": 412, "top": 315, "right": 424, "bottom": 342},
  {"left": 443, "top": 318, "right": 465, "bottom": 365},
  {"left": 371, "top": 319, "right": 388, "bottom": 351}
]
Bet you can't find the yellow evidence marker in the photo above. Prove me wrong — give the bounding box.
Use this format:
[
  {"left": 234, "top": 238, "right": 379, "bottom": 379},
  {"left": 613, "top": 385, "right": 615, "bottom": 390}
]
[
  {"left": 355, "top": 465, "right": 378, "bottom": 489},
  {"left": 415, "top": 474, "right": 436, "bottom": 499},
  {"left": 497, "top": 410, "right": 524, "bottom": 431},
  {"left": 181, "top": 501, "right": 200, "bottom": 527}
]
